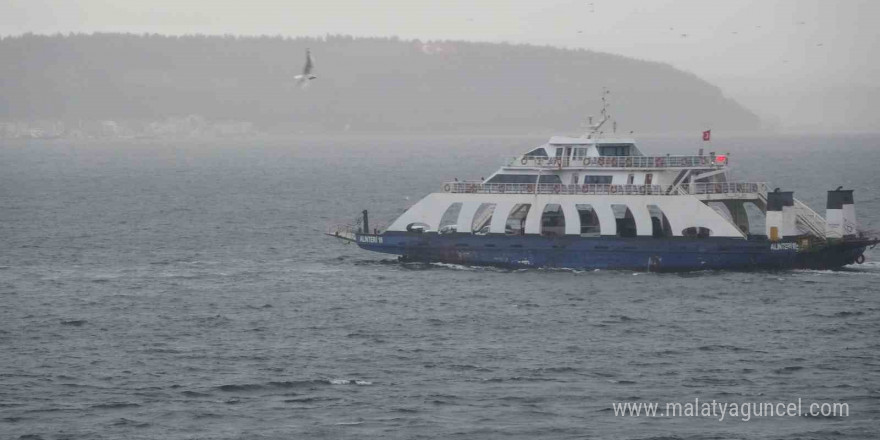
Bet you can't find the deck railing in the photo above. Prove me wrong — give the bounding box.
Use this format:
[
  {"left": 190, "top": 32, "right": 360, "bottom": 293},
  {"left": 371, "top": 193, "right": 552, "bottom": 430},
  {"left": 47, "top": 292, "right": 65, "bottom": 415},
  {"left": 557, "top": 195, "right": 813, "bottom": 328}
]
[
  {"left": 441, "top": 181, "right": 766, "bottom": 196},
  {"left": 511, "top": 155, "right": 728, "bottom": 169},
  {"left": 678, "top": 182, "right": 767, "bottom": 195}
]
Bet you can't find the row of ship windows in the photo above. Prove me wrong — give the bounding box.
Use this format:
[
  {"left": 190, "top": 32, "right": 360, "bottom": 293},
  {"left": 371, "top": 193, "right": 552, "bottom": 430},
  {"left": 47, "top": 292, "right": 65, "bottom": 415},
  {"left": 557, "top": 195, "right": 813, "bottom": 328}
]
[
  {"left": 526, "top": 144, "right": 634, "bottom": 158},
  {"left": 417, "top": 202, "right": 712, "bottom": 238},
  {"left": 487, "top": 174, "right": 650, "bottom": 185}
]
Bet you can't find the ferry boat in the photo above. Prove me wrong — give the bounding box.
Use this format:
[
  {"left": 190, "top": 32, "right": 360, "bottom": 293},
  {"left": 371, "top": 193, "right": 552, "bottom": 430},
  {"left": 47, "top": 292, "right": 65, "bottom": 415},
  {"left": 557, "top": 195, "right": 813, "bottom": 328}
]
[{"left": 329, "top": 101, "right": 877, "bottom": 271}]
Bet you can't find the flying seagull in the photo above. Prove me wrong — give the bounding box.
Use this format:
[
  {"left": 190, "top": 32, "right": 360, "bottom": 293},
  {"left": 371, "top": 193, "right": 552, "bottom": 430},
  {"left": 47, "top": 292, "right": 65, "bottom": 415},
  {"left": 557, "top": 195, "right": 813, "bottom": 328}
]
[{"left": 294, "top": 49, "right": 317, "bottom": 88}]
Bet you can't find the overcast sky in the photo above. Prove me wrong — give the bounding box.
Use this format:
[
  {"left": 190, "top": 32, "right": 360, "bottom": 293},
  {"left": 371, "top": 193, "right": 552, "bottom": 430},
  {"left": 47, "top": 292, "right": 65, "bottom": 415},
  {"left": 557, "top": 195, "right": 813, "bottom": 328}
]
[{"left": 2, "top": 0, "right": 878, "bottom": 130}]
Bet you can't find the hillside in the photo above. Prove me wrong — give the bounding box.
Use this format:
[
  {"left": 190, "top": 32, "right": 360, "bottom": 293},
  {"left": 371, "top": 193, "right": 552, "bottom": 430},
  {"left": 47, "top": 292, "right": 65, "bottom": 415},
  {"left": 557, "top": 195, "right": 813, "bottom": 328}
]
[{"left": 0, "top": 33, "right": 761, "bottom": 134}]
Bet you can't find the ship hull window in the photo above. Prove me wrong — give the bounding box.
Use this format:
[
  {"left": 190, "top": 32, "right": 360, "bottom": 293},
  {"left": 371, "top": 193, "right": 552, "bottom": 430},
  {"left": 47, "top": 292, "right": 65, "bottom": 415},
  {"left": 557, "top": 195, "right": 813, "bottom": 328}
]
[
  {"left": 576, "top": 204, "right": 601, "bottom": 237},
  {"left": 439, "top": 203, "right": 462, "bottom": 234},
  {"left": 540, "top": 204, "right": 565, "bottom": 237},
  {"left": 612, "top": 204, "right": 637, "bottom": 238},
  {"left": 505, "top": 204, "right": 531, "bottom": 235},
  {"left": 471, "top": 203, "right": 496, "bottom": 235},
  {"left": 647, "top": 205, "right": 673, "bottom": 238}
]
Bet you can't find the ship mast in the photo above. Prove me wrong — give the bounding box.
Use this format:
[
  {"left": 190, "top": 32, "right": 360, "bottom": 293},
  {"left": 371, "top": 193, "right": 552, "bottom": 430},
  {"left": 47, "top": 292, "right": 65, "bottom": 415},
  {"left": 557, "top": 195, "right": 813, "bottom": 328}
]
[{"left": 585, "top": 87, "right": 612, "bottom": 139}]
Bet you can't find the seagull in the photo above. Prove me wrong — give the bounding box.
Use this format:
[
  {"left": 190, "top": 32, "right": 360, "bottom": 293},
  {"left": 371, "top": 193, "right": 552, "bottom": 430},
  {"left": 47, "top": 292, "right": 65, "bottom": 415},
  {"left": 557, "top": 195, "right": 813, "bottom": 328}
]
[{"left": 294, "top": 48, "right": 317, "bottom": 88}]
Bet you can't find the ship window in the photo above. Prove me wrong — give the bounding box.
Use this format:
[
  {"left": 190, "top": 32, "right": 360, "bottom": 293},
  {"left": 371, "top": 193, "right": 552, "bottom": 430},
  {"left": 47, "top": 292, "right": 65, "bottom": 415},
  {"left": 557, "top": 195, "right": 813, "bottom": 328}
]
[
  {"left": 538, "top": 175, "right": 562, "bottom": 184},
  {"left": 627, "top": 174, "right": 635, "bottom": 185},
  {"left": 584, "top": 175, "right": 613, "bottom": 184},
  {"left": 612, "top": 204, "right": 637, "bottom": 237},
  {"left": 576, "top": 204, "right": 601, "bottom": 236},
  {"left": 525, "top": 148, "right": 547, "bottom": 157},
  {"left": 471, "top": 203, "right": 496, "bottom": 235},
  {"left": 554, "top": 148, "right": 564, "bottom": 157},
  {"left": 645, "top": 173, "right": 653, "bottom": 185},
  {"left": 647, "top": 205, "right": 673, "bottom": 238},
  {"left": 505, "top": 203, "right": 531, "bottom": 235},
  {"left": 540, "top": 204, "right": 566, "bottom": 237},
  {"left": 573, "top": 147, "right": 589, "bottom": 158},
  {"left": 486, "top": 174, "right": 537, "bottom": 184},
  {"left": 682, "top": 227, "right": 712, "bottom": 238},
  {"left": 438, "top": 202, "right": 462, "bottom": 233},
  {"left": 598, "top": 145, "right": 631, "bottom": 157}
]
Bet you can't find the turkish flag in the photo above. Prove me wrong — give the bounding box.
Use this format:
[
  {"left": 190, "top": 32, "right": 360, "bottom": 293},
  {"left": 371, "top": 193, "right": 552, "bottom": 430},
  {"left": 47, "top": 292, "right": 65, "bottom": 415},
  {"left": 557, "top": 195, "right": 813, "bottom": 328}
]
[{"left": 702, "top": 130, "right": 711, "bottom": 141}]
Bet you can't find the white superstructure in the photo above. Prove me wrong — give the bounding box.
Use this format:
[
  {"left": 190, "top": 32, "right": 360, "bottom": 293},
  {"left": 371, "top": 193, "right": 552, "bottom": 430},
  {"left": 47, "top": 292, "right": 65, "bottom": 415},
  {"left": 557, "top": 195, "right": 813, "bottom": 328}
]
[{"left": 382, "top": 129, "right": 803, "bottom": 242}]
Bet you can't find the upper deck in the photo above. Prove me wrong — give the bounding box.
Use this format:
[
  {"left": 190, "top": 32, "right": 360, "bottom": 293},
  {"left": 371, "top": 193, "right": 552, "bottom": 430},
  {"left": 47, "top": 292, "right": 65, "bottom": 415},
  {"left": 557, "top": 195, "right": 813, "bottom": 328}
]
[
  {"left": 511, "top": 154, "right": 728, "bottom": 170},
  {"left": 507, "top": 136, "right": 729, "bottom": 170}
]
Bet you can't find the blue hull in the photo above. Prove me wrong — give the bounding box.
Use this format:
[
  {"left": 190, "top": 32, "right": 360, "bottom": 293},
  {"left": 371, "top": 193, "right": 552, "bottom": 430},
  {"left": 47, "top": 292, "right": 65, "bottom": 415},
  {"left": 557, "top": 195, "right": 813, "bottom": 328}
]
[{"left": 352, "top": 233, "right": 871, "bottom": 271}]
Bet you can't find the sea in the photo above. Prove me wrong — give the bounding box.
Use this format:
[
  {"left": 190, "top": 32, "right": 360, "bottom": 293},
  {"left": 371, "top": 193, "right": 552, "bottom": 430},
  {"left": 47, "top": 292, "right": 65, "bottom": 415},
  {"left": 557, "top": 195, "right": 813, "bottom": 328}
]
[{"left": 2, "top": 133, "right": 879, "bottom": 439}]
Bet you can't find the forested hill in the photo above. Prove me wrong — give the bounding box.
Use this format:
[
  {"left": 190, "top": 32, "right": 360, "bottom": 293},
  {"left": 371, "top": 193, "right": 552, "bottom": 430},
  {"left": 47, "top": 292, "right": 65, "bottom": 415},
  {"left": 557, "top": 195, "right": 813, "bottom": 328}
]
[{"left": 0, "top": 33, "right": 761, "bottom": 134}]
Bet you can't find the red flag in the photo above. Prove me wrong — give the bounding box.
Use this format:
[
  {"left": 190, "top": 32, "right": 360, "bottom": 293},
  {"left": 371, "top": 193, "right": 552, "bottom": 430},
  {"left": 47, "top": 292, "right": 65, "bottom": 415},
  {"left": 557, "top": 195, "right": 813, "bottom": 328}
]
[{"left": 702, "top": 130, "right": 711, "bottom": 141}]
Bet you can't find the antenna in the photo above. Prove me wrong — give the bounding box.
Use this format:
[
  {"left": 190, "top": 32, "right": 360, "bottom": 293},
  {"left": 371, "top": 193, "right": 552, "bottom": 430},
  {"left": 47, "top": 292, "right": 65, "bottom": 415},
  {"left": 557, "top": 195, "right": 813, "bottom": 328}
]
[{"left": 585, "top": 87, "right": 612, "bottom": 138}]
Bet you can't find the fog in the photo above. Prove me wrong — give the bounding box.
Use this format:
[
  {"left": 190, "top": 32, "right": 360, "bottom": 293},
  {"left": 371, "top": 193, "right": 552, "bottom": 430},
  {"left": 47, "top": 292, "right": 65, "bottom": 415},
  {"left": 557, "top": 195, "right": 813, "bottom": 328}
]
[{"left": 2, "top": 0, "right": 878, "bottom": 132}]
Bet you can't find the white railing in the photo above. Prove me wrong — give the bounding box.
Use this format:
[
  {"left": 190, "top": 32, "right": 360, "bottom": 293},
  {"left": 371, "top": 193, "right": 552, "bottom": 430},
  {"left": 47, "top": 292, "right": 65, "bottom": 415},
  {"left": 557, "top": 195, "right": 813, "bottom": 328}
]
[
  {"left": 444, "top": 182, "right": 669, "bottom": 195},
  {"left": 679, "top": 182, "right": 767, "bottom": 196},
  {"left": 441, "top": 181, "right": 766, "bottom": 196},
  {"left": 511, "top": 155, "right": 728, "bottom": 169}
]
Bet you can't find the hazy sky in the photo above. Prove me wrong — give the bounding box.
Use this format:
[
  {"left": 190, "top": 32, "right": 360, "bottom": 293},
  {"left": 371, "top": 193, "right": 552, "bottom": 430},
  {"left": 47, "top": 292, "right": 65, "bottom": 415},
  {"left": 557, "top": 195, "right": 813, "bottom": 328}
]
[{"left": 3, "top": 0, "right": 878, "bottom": 130}]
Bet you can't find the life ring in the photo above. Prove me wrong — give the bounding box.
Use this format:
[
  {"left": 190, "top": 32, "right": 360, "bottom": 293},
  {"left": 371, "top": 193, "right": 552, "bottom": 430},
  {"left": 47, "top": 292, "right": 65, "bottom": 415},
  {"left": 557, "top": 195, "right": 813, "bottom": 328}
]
[
  {"left": 521, "top": 157, "right": 528, "bottom": 165},
  {"left": 856, "top": 254, "right": 865, "bottom": 264},
  {"left": 443, "top": 183, "right": 451, "bottom": 192},
  {"left": 654, "top": 157, "right": 663, "bottom": 167},
  {"left": 526, "top": 184, "right": 535, "bottom": 193},
  {"left": 553, "top": 184, "right": 562, "bottom": 194},
  {"left": 583, "top": 157, "right": 592, "bottom": 166},
  {"left": 714, "top": 183, "right": 722, "bottom": 193},
  {"left": 466, "top": 184, "right": 476, "bottom": 193},
  {"left": 625, "top": 157, "right": 633, "bottom": 167},
  {"left": 610, "top": 185, "right": 618, "bottom": 194},
  {"left": 597, "top": 157, "right": 605, "bottom": 166},
  {"left": 581, "top": 184, "right": 589, "bottom": 193},
  {"left": 610, "top": 157, "right": 618, "bottom": 167},
  {"left": 536, "top": 158, "right": 543, "bottom": 166}
]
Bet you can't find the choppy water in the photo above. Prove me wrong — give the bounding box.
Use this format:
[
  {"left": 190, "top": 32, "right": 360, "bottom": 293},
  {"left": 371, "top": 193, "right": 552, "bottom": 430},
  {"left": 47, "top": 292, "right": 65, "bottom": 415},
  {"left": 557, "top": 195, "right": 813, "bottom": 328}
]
[{"left": 2, "top": 133, "right": 880, "bottom": 439}]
